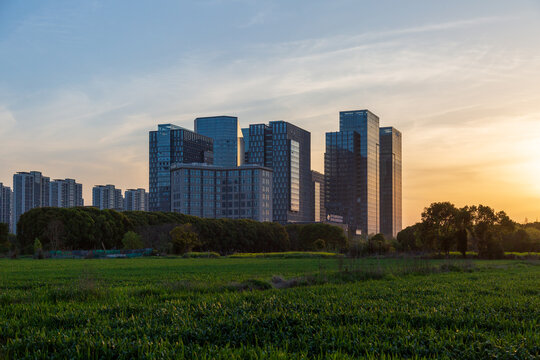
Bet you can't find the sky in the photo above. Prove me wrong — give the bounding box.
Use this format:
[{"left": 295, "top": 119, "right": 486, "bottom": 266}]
[{"left": 1, "top": 0, "right": 540, "bottom": 227}]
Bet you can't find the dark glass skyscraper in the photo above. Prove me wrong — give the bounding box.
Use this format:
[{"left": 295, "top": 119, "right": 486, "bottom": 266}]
[
  {"left": 380, "top": 127, "right": 402, "bottom": 238},
  {"left": 339, "top": 110, "right": 380, "bottom": 235},
  {"left": 245, "top": 121, "right": 311, "bottom": 223},
  {"left": 149, "top": 124, "right": 213, "bottom": 212},
  {"left": 325, "top": 131, "right": 361, "bottom": 229},
  {"left": 194, "top": 116, "right": 244, "bottom": 167}
]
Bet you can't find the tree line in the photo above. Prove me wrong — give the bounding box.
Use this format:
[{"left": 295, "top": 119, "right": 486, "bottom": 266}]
[
  {"left": 396, "top": 202, "right": 540, "bottom": 258},
  {"left": 8, "top": 207, "right": 347, "bottom": 255}
]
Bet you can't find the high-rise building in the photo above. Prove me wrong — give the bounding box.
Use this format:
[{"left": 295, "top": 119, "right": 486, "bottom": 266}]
[
  {"left": 325, "top": 131, "right": 362, "bottom": 229},
  {"left": 311, "top": 170, "right": 326, "bottom": 222},
  {"left": 171, "top": 163, "right": 272, "bottom": 222},
  {"left": 12, "top": 171, "right": 50, "bottom": 232},
  {"left": 380, "top": 127, "right": 402, "bottom": 238},
  {"left": 338, "top": 110, "right": 380, "bottom": 235},
  {"left": 245, "top": 121, "right": 312, "bottom": 223},
  {"left": 194, "top": 116, "right": 244, "bottom": 167},
  {"left": 241, "top": 128, "right": 250, "bottom": 164},
  {"left": 50, "top": 179, "right": 83, "bottom": 208},
  {"left": 149, "top": 124, "right": 214, "bottom": 212},
  {"left": 0, "top": 183, "right": 12, "bottom": 232},
  {"left": 92, "top": 185, "right": 123, "bottom": 210},
  {"left": 124, "top": 188, "right": 148, "bottom": 211}
]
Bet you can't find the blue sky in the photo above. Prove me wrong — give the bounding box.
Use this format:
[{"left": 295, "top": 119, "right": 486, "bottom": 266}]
[{"left": 1, "top": 0, "right": 540, "bottom": 225}]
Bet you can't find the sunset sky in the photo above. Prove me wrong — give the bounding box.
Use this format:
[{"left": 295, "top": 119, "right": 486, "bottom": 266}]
[{"left": 1, "top": 0, "right": 540, "bottom": 227}]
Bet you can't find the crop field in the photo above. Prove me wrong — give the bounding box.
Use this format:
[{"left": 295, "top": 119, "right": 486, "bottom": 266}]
[{"left": 0, "top": 257, "right": 539, "bottom": 359}]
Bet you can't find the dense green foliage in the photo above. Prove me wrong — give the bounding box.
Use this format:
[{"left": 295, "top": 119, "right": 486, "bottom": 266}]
[
  {"left": 121, "top": 231, "right": 143, "bottom": 250},
  {"left": 0, "top": 223, "right": 8, "bottom": 253},
  {"left": 397, "top": 202, "right": 539, "bottom": 257},
  {"left": 169, "top": 224, "right": 201, "bottom": 254},
  {"left": 14, "top": 208, "right": 347, "bottom": 255},
  {"left": 0, "top": 258, "right": 538, "bottom": 359}
]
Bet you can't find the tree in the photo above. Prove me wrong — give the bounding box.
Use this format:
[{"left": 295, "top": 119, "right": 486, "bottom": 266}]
[
  {"left": 169, "top": 223, "right": 201, "bottom": 255},
  {"left": 420, "top": 202, "right": 458, "bottom": 254},
  {"left": 0, "top": 223, "right": 9, "bottom": 253},
  {"left": 472, "top": 205, "right": 514, "bottom": 259},
  {"left": 34, "top": 238, "right": 43, "bottom": 259},
  {"left": 122, "top": 231, "right": 144, "bottom": 250},
  {"left": 455, "top": 206, "right": 473, "bottom": 257},
  {"left": 396, "top": 223, "right": 421, "bottom": 251},
  {"left": 46, "top": 219, "right": 64, "bottom": 250}
]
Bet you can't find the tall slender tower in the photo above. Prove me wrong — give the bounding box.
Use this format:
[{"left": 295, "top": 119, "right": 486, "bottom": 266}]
[
  {"left": 337, "top": 110, "right": 380, "bottom": 235},
  {"left": 379, "top": 127, "right": 402, "bottom": 238},
  {"left": 245, "top": 121, "right": 311, "bottom": 223}
]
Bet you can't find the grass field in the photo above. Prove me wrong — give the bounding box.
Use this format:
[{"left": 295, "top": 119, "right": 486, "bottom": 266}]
[{"left": 0, "top": 257, "right": 539, "bottom": 359}]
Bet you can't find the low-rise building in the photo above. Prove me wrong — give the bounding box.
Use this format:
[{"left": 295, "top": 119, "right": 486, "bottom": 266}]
[{"left": 171, "top": 163, "right": 272, "bottom": 222}]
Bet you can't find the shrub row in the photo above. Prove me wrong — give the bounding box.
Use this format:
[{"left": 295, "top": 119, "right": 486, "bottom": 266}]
[{"left": 15, "top": 207, "right": 347, "bottom": 255}]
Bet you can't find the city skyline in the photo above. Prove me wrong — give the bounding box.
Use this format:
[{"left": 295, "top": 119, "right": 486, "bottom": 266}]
[{"left": 1, "top": 1, "right": 540, "bottom": 226}]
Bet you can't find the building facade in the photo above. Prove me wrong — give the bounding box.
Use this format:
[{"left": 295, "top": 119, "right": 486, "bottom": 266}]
[
  {"left": 0, "top": 183, "right": 12, "bottom": 232},
  {"left": 13, "top": 171, "right": 50, "bottom": 232},
  {"left": 311, "top": 170, "right": 326, "bottom": 222},
  {"left": 380, "top": 127, "right": 402, "bottom": 238},
  {"left": 338, "top": 110, "right": 380, "bottom": 235},
  {"left": 124, "top": 188, "right": 148, "bottom": 211},
  {"left": 92, "top": 185, "right": 123, "bottom": 210},
  {"left": 149, "top": 124, "right": 214, "bottom": 212},
  {"left": 325, "top": 131, "right": 362, "bottom": 229},
  {"left": 194, "top": 116, "right": 244, "bottom": 167},
  {"left": 171, "top": 163, "right": 272, "bottom": 222},
  {"left": 245, "top": 121, "right": 312, "bottom": 223},
  {"left": 50, "top": 179, "right": 83, "bottom": 208}
]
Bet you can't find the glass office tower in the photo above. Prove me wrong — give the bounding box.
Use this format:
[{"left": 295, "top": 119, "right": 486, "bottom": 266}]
[
  {"left": 245, "top": 121, "right": 311, "bottom": 223},
  {"left": 380, "top": 127, "right": 402, "bottom": 238},
  {"left": 311, "top": 170, "right": 326, "bottom": 222},
  {"left": 339, "top": 110, "right": 380, "bottom": 235},
  {"left": 171, "top": 163, "right": 273, "bottom": 222},
  {"left": 325, "top": 131, "right": 362, "bottom": 229},
  {"left": 149, "top": 124, "right": 213, "bottom": 212},
  {"left": 194, "top": 116, "right": 244, "bottom": 167}
]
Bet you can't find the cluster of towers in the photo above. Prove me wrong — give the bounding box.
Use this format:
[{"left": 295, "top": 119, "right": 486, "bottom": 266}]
[
  {"left": 0, "top": 109, "right": 401, "bottom": 238},
  {"left": 149, "top": 110, "right": 402, "bottom": 238}
]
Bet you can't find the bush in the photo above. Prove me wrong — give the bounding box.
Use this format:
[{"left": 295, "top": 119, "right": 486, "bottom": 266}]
[
  {"left": 122, "top": 231, "right": 143, "bottom": 250},
  {"left": 169, "top": 223, "right": 201, "bottom": 255}
]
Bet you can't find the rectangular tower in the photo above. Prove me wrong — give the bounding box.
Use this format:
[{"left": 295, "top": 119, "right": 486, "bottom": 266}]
[
  {"left": 12, "top": 171, "right": 50, "bottom": 232},
  {"left": 0, "top": 183, "right": 12, "bottom": 233},
  {"left": 124, "top": 188, "right": 148, "bottom": 211},
  {"left": 50, "top": 179, "right": 83, "bottom": 208},
  {"left": 379, "top": 127, "right": 402, "bottom": 238},
  {"left": 92, "top": 185, "right": 123, "bottom": 211},
  {"left": 311, "top": 170, "right": 326, "bottom": 222},
  {"left": 325, "top": 131, "right": 362, "bottom": 229},
  {"left": 194, "top": 116, "right": 244, "bottom": 167},
  {"left": 339, "top": 110, "right": 380, "bottom": 235},
  {"left": 171, "top": 163, "right": 272, "bottom": 222},
  {"left": 245, "top": 121, "right": 311, "bottom": 223},
  {"left": 149, "top": 124, "right": 214, "bottom": 212}
]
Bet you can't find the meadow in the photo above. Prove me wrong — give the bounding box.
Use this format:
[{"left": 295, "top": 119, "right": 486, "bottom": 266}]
[{"left": 0, "top": 257, "right": 538, "bottom": 359}]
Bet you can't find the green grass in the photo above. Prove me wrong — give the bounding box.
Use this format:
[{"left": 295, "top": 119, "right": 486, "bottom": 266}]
[{"left": 0, "top": 257, "right": 538, "bottom": 359}]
